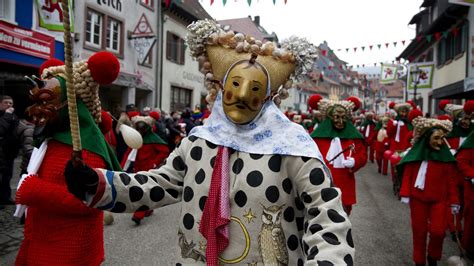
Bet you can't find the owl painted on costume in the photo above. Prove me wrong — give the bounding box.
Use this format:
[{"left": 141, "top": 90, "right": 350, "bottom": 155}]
[{"left": 258, "top": 204, "right": 288, "bottom": 265}]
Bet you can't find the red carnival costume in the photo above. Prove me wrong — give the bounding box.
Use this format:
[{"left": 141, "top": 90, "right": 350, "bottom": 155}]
[
  {"left": 14, "top": 52, "right": 121, "bottom": 265},
  {"left": 360, "top": 112, "right": 377, "bottom": 163},
  {"left": 398, "top": 116, "right": 459, "bottom": 265},
  {"left": 121, "top": 115, "right": 169, "bottom": 224},
  {"left": 309, "top": 95, "right": 367, "bottom": 215}
]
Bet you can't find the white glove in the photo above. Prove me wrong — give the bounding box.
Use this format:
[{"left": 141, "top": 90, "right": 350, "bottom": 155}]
[
  {"left": 400, "top": 197, "right": 410, "bottom": 204},
  {"left": 451, "top": 204, "right": 461, "bottom": 215},
  {"left": 471, "top": 178, "right": 474, "bottom": 185},
  {"left": 342, "top": 157, "right": 355, "bottom": 168},
  {"left": 450, "top": 149, "right": 456, "bottom": 156}
]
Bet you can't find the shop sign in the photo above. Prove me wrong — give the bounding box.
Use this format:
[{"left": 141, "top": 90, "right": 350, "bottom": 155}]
[{"left": 0, "top": 20, "right": 55, "bottom": 59}]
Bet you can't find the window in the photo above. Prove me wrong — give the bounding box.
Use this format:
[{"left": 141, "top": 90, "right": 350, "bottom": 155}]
[
  {"left": 106, "top": 18, "right": 121, "bottom": 52},
  {"left": 0, "top": 0, "right": 15, "bottom": 22},
  {"left": 86, "top": 9, "right": 103, "bottom": 48},
  {"left": 437, "top": 24, "right": 467, "bottom": 66},
  {"left": 84, "top": 7, "right": 123, "bottom": 57},
  {"left": 170, "top": 86, "right": 192, "bottom": 111},
  {"left": 166, "top": 31, "right": 185, "bottom": 65},
  {"left": 140, "top": 0, "right": 154, "bottom": 10}
]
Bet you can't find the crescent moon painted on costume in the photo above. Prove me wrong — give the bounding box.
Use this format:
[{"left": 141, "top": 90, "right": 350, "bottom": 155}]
[{"left": 218, "top": 216, "right": 251, "bottom": 264}]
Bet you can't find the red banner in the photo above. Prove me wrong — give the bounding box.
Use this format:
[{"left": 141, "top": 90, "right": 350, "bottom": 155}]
[{"left": 0, "top": 20, "right": 55, "bottom": 59}]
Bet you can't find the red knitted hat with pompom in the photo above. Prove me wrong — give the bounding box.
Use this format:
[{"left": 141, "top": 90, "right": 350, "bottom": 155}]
[
  {"left": 149, "top": 111, "right": 160, "bottom": 121},
  {"left": 308, "top": 94, "right": 323, "bottom": 110},
  {"left": 127, "top": 111, "right": 140, "bottom": 119},
  {"left": 438, "top": 99, "right": 451, "bottom": 111},
  {"left": 88, "top": 51, "right": 120, "bottom": 85},
  {"left": 407, "top": 100, "right": 416, "bottom": 109},
  {"left": 346, "top": 96, "right": 361, "bottom": 111},
  {"left": 464, "top": 100, "right": 474, "bottom": 115},
  {"left": 99, "top": 111, "right": 113, "bottom": 134},
  {"left": 437, "top": 114, "right": 452, "bottom": 121},
  {"left": 39, "top": 58, "right": 64, "bottom": 77},
  {"left": 408, "top": 108, "right": 423, "bottom": 122}
]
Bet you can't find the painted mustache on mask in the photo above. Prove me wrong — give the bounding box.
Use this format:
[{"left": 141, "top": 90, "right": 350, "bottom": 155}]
[{"left": 224, "top": 101, "right": 259, "bottom": 112}]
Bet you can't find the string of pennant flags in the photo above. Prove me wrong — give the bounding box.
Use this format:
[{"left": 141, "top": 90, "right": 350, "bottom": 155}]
[{"left": 166, "top": 0, "right": 289, "bottom": 7}]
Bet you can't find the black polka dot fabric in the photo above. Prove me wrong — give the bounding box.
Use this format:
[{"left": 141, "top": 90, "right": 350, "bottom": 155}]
[
  {"left": 182, "top": 213, "right": 194, "bottom": 230},
  {"left": 246, "top": 171, "right": 263, "bottom": 187},
  {"left": 190, "top": 146, "right": 203, "bottom": 161},
  {"left": 287, "top": 235, "right": 299, "bottom": 251},
  {"left": 97, "top": 138, "right": 353, "bottom": 265}
]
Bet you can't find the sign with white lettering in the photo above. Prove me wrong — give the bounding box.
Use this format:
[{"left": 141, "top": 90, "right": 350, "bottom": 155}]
[
  {"left": 133, "top": 37, "right": 156, "bottom": 64},
  {"left": 0, "top": 20, "right": 55, "bottom": 59},
  {"left": 35, "top": 0, "right": 74, "bottom": 32}
]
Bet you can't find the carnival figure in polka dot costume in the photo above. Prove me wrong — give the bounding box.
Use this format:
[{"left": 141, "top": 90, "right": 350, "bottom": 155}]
[
  {"left": 308, "top": 94, "right": 368, "bottom": 215},
  {"left": 64, "top": 19, "right": 354, "bottom": 265}
]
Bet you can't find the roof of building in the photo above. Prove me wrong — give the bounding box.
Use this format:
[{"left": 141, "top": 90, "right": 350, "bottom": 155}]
[
  {"left": 384, "top": 80, "right": 405, "bottom": 98},
  {"left": 218, "top": 17, "right": 272, "bottom": 41},
  {"left": 169, "top": 0, "right": 212, "bottom": 23}
]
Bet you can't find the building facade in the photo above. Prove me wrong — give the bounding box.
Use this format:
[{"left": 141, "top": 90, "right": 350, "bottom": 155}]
[
  {"left": 158, "top": 1, "right": 211, "bottom": 114},
  {"left": 73, "top": 0, "right": 158, "bottom": 115},
  {"left": 0, "top": 0, "right": 65, "bottom": 116},
  {"left": 399, "top": 0, "right": 471, "bottom": 114}
]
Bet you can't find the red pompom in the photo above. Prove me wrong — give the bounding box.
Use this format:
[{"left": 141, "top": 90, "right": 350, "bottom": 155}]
[
  {"left": 308, "top": 94, "right": 323, "bottom": 110},
  {"left": 88, "top": 51, "right": 120, "bottom": 85},
  {"left": 383, "top": 150, "right": 394, "bottom": 160},
  {"left": 437, "top": 114, "right": 452, "bottom": 121},
  {"left": 408, "top": 108, "right": 423, "bottom": 122},
  {"left": 438, "top": 99, "right": 451, "bottom": 111},
  {"left": 127, "top": 111, "right": 140, "bottom": 119},
  {"left": 464, "top": 100, "right": 474, "bottom": 115},
  {"left": 149, "top": 111, "right": 160, "bottom": 121},
  {"left": 39, "top": 58, "right": 64, "bottom": 76},
  {"left": 390, "top": 153, "right": 401, "bottom": 165},
  {"left": 407, "top": 100, "right": 416, "bottom": 109},
  {"left": 99, "top": 111, "right": 113, "bottom": 134},
  {"left": 388, "top": 102, "right": 396, "bottom": 109},
  {"left": 346, "top": 96, "right": 361, "bottom": 111}
]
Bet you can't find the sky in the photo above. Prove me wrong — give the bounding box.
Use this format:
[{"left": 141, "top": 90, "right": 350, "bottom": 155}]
[{"left": 201, "top": 0, "right": 424, "bottom": 72}]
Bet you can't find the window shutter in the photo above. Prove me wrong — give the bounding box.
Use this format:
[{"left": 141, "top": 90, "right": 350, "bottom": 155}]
[
  {"left": 180, "top": 38, "right": 185, "bottom": 65},
  {"left": 166, "top": 31, "right": 172, "bottom": 60}
]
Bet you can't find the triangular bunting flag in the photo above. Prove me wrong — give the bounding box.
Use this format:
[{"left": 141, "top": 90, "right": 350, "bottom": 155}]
[
  {"left": 221, "top": 0, "right": 225, "bottom": 5},
  {"left": 452, "top": 28, "right": 459, "bottom": 37},
  {"left": 385, "top": 43, "right": 389, "bottom": 48},
  {"left": 273, "top": 0, "right": 276, "bottom": 4},
  {"left": 247, "top": 0, "right": 252, "bottom": 6},
  {"left": 284, "top": 0, "right": 288, "bottom": 3},
  {"left": 393, "top": 42, "right": 397, "bottom": 47},
  {"left": 377, "top": 44, "right": 382, "bottom": 49},
  {"left": 353, "top": 47, "right": 357, "bottom": 52},
  {"left": 374, "top": 63, "right": 377, "bottom": 67},
  {"left": 337, "top": 49, "right": 342, "bottom": 51},
  {"left": 434, "top": 32, "right": 441, "bottom": 41},
  {"left": 402, "top": 40, "right": 406, "bottom": 45},
  {"left": 442, "top": 31, "right": 449, "bottom": 38},
  {"left": 361, "top": 46, "right": 365, "bottom": 51},
  {"left": 426, "top": 34, "right": 432, "bottom": 42},
  {"left": 345, "top": 48, "right": 349, "bottom": 52},
  {"left": 362, "top": 64, "right": 365, "bottom": 67},
  {"left": 356, "top": 65, "right": 359, "bottom": 68},
  {"left": 369, "top": 45, "right": 373, "bottom": 50}
]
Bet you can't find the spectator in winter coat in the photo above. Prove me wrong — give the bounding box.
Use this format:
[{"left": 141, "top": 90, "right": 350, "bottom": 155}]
[{"left": 0, "top": 95, "right": 19, "bottom": 205}]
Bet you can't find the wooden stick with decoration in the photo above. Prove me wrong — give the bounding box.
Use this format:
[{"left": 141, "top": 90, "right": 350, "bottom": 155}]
[{"left": 60, "top": 0, "right": 82, "bottom": 163}]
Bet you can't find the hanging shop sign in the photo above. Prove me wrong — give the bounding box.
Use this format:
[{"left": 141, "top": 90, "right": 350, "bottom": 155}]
[{"left": 0, "top": 20, "right": 55, "bottom": 59}]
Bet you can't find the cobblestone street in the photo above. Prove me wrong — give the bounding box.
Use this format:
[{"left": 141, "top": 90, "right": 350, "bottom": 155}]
[{"left": 0, "top": 206, "right": 23, "bottom": 258}]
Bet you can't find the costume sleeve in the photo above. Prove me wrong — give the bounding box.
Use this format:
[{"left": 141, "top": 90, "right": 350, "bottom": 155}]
[
  {"left": 386, "top": 119, "right": 396, "bottom": 138},
  {"left": 86, "top": 138, "right": 191, "bottom": 213},
  {"left": 457, "top": 149, "right": 474, "bottom": 179},
  {"left": 352, "top": 139, "right": 367, "bottom": 172},
  {"left": 399, "top": 163, "right": 414, "bottom": 198},
  {"left": 153, "top": 144, "right": 170, "bottom": 167},
  {"left": 0, "top": 112, "right": 16, "bottom": 136},
  {"left": 291, "top": 157, "right": 354, "bottom": 265},
  {"left": 447, "top": 163, "right": 460, "bottom": 205},
  {"left": 16, "top": 175, "right": 100, "bottom": 216}
]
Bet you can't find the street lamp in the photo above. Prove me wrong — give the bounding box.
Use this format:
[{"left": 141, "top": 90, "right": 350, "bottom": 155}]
[{"left": 410, "top": 65, "right": 421, "bottom": 106}]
